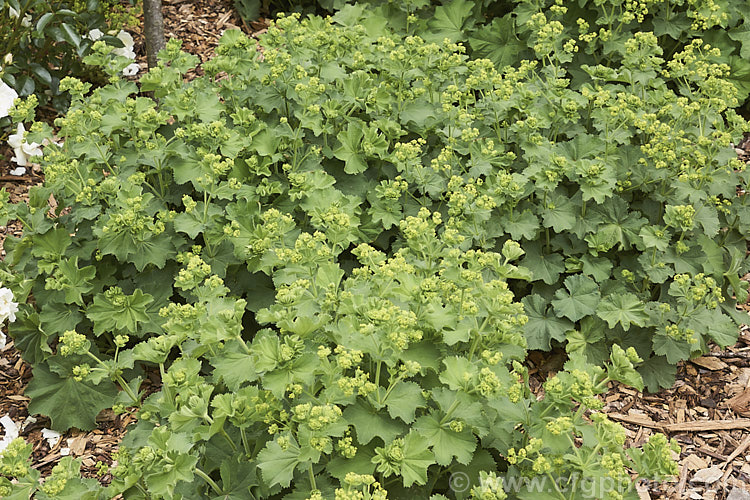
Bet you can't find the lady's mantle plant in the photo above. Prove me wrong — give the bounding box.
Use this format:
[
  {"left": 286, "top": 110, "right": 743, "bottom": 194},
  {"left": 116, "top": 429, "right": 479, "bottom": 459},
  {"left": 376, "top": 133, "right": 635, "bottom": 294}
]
[
  {"left": 0, "top": 9, "right": 744, "bottom": 497},
  {"left": 3, "top": 233, "right": 677, "bottom": 498},
  {"left": 300, "top": 0, "right": 750, "bottom": 106}
]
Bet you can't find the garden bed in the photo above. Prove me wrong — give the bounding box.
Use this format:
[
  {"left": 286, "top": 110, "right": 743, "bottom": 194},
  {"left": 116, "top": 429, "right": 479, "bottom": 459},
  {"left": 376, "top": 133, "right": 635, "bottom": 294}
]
[{"left": 1, "top": 1, "right": 750, "bottom": 498}]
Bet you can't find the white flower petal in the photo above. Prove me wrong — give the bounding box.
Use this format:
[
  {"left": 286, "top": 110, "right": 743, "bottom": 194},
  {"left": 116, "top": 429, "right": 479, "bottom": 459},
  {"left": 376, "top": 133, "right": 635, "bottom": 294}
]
[
  {"left": 21, "top": 416, "right": 37, "bottom": 432},
  {"left": 87, "top": 28, "right": 104, "bottom": 41},
  {"left": 9, "top": 167, "right": 25, "bottom": 176},
  {"left": 117, "top": 30, "right": 134, "bottom": 49},
  {"left": 0, "top": 332, "right": 6, "bottom": 350},
  {"left": 7, "top": 123, "right": 24, "bottom": 149},
  {"left": 11, "top": 147, "right": 27, "bottom": 166},
  {"left": 21, "top": 141, "right": 42, "bottom": 157},
  {"left": 8, "top": 6, "right": 18, "bottom": 18},
  {"left": 0, "top": 288, "right": 19, "bottom": 323},
  {"left": 113, "top": 47, "right": 136, "bottom": 60},
  {"left": 41, "top": 428, "right": 61, "bottom": 448},
  {"left": 8, "top": 125, "right": 42, "bottom": 167},
  {"left": 60, "top": 447, "right": 70, "bottom": 456},
  {"left": 21, "top": 14, "right": 31, "bottom": 27},
  {"left": 0, "top": 81, "right": 18, "bottom": 118},
  {"left": 122, "top": 63, "right": 140, "bottom": 76},
  {"left": 1, "top": 415, "right": 19, "bottom": 441}
]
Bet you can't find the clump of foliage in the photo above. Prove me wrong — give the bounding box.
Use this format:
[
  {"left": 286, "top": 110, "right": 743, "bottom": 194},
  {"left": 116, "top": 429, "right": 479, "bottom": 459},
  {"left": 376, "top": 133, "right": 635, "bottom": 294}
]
[
  {"left": 0, "top": 219, "right": 680, "bottom": 498},
  {"left": 236, "top": 0, "right": 750, "bottom": 106},
  {"left": 0, "top": 6, "right": 744, "bottom": 497},
  {"left": 0, "top": 0, "right": 139, "bottom": 118}
]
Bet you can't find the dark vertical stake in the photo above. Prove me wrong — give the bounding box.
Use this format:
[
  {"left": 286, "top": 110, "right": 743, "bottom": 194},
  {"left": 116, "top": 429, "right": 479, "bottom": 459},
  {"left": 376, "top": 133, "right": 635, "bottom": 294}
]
[{"left": 143, "top": 0, "right": 166, "bottom": 69}]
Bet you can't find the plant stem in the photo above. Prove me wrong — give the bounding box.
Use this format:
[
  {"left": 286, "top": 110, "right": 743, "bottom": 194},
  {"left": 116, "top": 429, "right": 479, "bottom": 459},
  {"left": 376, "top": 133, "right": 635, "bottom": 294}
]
[
  {"left": 115, "top": 374, "right": 140, "bottom": 404},
  {"left": 439, "top": 399, "right": 461, "bottom": 425},
  {"left": 308, "top": 463, "right": 317, "bottom": 491},
  {"left": 195, "top": 468, "right": 223, "bottom": 495},
  {"left": 375, "top": 361, "right": 383, "bottom": 404},
  {"left": 240, "top": 427, "right": 251, "bottom": 456}
]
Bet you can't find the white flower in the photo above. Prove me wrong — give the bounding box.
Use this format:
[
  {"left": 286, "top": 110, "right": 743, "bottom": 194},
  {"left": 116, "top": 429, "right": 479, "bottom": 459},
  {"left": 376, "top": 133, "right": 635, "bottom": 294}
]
[
  {"left": 8, "top": 8, "right": 30, "bottom": 26},
  {"left": 7, "top": 123, "right": 42, "bottom": 167},
  {"left": 3, "top": 53, "right": 12, "bottom": 65},
  {"left": 87, "top": 28, "right": 104, "bottom": 41},
  {"left": 21, "top": 416, "right": 36, "bottom": 432},
  {"left": 41, "top": 428, "right": 61, "bottom": 448},
  {"left": 0, "top": 80, "right": 18, "bottom": 118},
  {"left": 9, "top": 167, "right": 25, "bottom": 176},
  {"left": 60, "top": 447, "right": 70, "bottom": 456},
  {"left": 0, "top": 286, "right": 18, "bottom": 323},
  {"left": 113, "top": 30, "right": 136, "bottom": 60},
  {"left": 0, "top": 415, "right": 19, "bottom": 453},
  {"left": 86, "top": 29, "right": 136, "bottom": 61},
  {"left": 122, "top": 62, "right": 140, "bottom": 76}
]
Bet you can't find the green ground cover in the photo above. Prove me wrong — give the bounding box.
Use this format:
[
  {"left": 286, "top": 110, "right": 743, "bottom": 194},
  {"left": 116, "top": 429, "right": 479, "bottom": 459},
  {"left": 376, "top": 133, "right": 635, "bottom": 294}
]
[{"left": 1, "top": 0, "right": 749, "bottom": 497}]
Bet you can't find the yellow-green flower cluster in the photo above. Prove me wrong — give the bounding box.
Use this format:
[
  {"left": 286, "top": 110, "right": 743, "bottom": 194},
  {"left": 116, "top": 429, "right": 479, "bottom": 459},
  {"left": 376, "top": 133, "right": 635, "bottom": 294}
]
[
  {"left": 0, "top": 438, "right": 31, "bottom": 478},
  {"left": 101, "top": 195, "right": 164, "bottom": 236},
  {"left": 276, "top": 279, "right": 311, "bottom": 306},
  {"left": 337, "top": 368, "right": 377, "bottom": 397},
  {"left": 529, "top": 13, "right": 565, "bottom": 58},
  {"left": 72, "top": 363, "right": 92, "bottom": 381},
  {"left": 592, "top": 413, "right": 628, "bottom": 447},
  {"left": 506, "top": 437, "right": 543, "bottom": 465},
  {"left": 623, "top": 32, "right": 663, "bottom": 71},
  {"left": 546, "top": 416, "right": 573, "bottom": 435},
  {"left": 686, "top": 0, "right": 729, "bottom": 30},
  {"left": 59, "top": 329, "right": 89, "bottom": 356},
  {"left": 375, "top": 176, "right": 408, "bottom": 201},
  {"left": 275, "top": 231, "right": 334, "bottom": 267},
  {"left": 399, "top": 207, "right": 440, "bottom": 240},
  {"left": 664, "top": 323, "right": 698, "bottom": 343},
  {"left": 336, "top": 431, "right": 357, "bottom": 458},
  {"left": 175, "top": 251, "right": 212, "bottom": 290},
  {"left": 40, "top": 459, "right": 76, "bottom": 496},
  {"left": 326, "top": 472, "right": 388, "bottom": 500},
  {"left": 477, "top": 367, "right": 502, "bottom": 397},
  {"left": 470, "top": 471, "right": 507, "bottom": 499},
  {"left": 663, "top": 204, "right": 695, "bottom": 231},
  {"left": 59, "top": 76, "right": 93, "bottom": 99},
  {"left": 622, "top": 0, "right": 654, "bottom": 23}
]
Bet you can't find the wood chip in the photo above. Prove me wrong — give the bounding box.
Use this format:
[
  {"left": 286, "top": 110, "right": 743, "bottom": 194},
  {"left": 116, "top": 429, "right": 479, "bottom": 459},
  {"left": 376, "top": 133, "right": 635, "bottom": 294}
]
[
  {"left": 720, "top": 435, "right": 750, "bottom": 484},
  {"left": 635, "top": 481, "right": 651, "bottom": 500},
  {"left": 692, "top": 356, "right": 729, "bottom": 371},
  {"left": 608, "top": 413, "right": 664, "bottom": 430},
  {"left": 67, "top": 435, "right": 87, "bottom": 456},
  {"left": 696, "top": 447, "right": 728, "bottom": 461},
  {"left": 684, "top": 453, "right": 709, "bottom": 470},
  {"left": 691, "top": 466, "right": 723, "bottom": 484},
  {"left": 664, "top": 420, "right": 750, "bottom": 432},
  {"left": 727, "top": 487, "right": 750, "bottom": 500},
  {"left": 675, "top": 461, "right": 690, "bottom": 497},
  {"left": 728, "top": 387, "right": 750, "bottom": 417}
]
